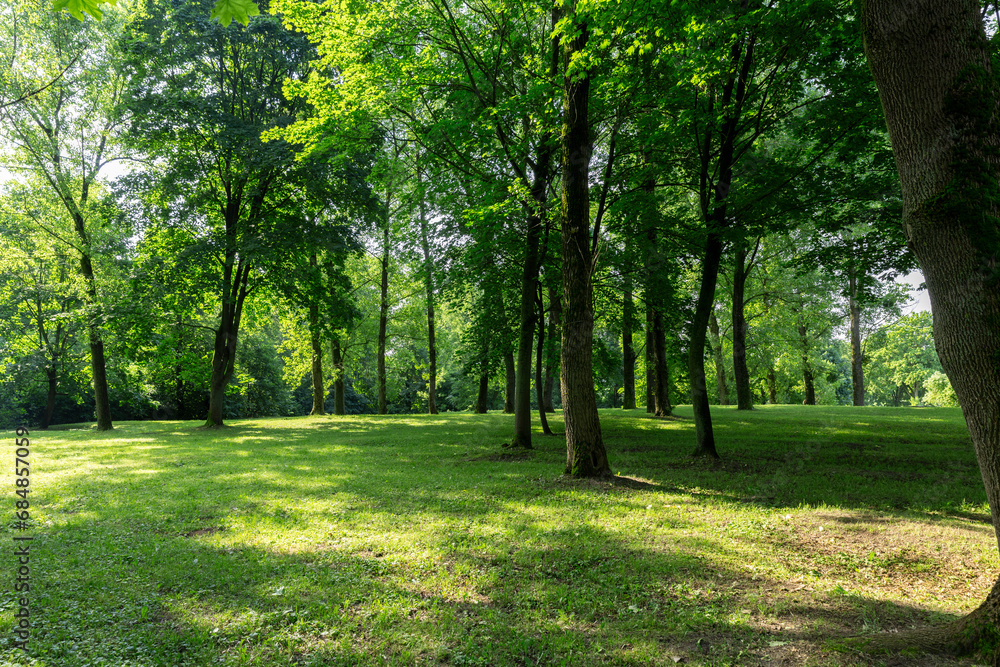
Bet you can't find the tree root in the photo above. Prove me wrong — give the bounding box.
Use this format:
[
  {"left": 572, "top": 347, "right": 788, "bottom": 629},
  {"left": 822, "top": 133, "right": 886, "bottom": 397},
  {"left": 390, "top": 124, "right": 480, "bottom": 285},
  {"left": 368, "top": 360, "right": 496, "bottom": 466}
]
[{"left": 843, "top": 578, "right": 1000, "bottom": 663}]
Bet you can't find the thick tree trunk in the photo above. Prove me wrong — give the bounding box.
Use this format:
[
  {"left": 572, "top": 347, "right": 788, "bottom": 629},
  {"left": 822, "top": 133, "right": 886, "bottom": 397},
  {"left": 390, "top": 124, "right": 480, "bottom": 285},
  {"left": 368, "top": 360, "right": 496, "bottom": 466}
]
[
  {"left": 308, "top": 253, "right": 325, "bottom": 416},
  {"left": 798, "top": 320, "right": 816, "bottom": 405},
  {"left": 331, "top": 338, "right": 346, "bottom": 415},
  {"left": 378, "top": 217, "right": 389, "bottom": 415},
  {"left": 417, "top": 170, "right": 438, "bottom": 415},
  {"left": 849, "top": 266, "right": 865, "bottom": 406},
  {"left": 503, "top": 350, "right": 515, "bottom": 414},
  {"left": 543, "top": 283, "right": 559, "bottom": 412},
  {"left": 708, "top": 312, "right": 729, "bottom": 405},
  {"left": 732, "top": 238, "right": 753, "bottom": 410},
  {"left": 622, "top": 282, "right": 637, "bottom": 410},
  {"left": 560, "top": 11, "right": 608, "bottom": 477}
]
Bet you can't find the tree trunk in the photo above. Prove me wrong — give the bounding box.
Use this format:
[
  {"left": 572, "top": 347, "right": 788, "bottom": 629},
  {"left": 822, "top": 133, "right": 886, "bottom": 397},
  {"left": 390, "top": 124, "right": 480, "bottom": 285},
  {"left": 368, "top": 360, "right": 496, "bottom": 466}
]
[
  {"left": 535, "top": 286, "right": 554, "bottom": 436},
  {"left": 646, "top": 302, "right": 655, "bottom": 413},
  {"left": 543, "top": 283, "right": 559, "bottom": 412},
  {"left": 474, "top": 355, "right": 490, "bottom": 414},
  {"left": 690, "top": 235, "right": 724, "bottom": 457},
  {"left": 798, "top": 319, "right": 816, "bottom": 405},
  {"left": 417, "top": 167, "right": 438, "bottom": 415},
  {"left": 622, "top": 281, "right": 637, "bottom": 410},
  {"left": 378, "top": 216, "right": 389, "bottom": 415},
  {"left": 42, "top": 365, "right": 56, "bottom": 430},
  {"left": 708, "top": 311, "right": 729, "bottom": 405},
  {"left": 205, "top": 246, "right": 250, "bottom": 427},
  {"left": 849, "top": 265, "right": 865, "bottom": 406},
  {"left": 560, "top": 10, "right": 609, "bottom": 477},
  {"left": 331, "top": 338, "right": 345, "bottom": 415},
  {"left": 503, "top": 350, "right": 515, "bottom": 414},
  {"left": 652, "top": 308, "right": 671, "bottom": 417},
  {"left": 308, "top": 253, "right": 325, "bottom": 416},
  {"left": 767, "top": 367, "right": 777, "bottom": 404},
  {"left": 732, "top": 238, "right": 754, "bottom": 410}
]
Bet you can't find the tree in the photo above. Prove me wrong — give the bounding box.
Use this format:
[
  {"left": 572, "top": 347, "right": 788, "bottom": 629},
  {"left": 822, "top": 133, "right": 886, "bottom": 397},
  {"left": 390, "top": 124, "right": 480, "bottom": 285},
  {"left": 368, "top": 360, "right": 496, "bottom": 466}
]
[
  {"left": 861, "top": 0, "right": 1000, "bottom": 654},
  {"left": 0, "top": 0, "right": 127, "bottom": 431},
  {"left": 124, "top": 0, "right": 338, "bottom": 427}
]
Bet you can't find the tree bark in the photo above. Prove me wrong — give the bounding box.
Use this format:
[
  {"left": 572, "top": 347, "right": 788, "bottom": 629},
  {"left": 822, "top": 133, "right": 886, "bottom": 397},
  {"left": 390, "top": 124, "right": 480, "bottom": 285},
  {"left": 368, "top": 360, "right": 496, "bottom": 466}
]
[
  {"left": 331, "top": 338, "right": 346, "bottom": 415},
  {"left": 378, "top": 214, "right": 390, "bottom": 415},
  {"left": 849, "top": 265, "right": 865, "bottom": 406},
  {"left": 75, "top": 228, "right": 113, "bottom": 431},
  {"left": 205, "top": 225, "right": 250, "bottom": 427},
  {"left": 417, "top": 167, "right": 438, "bottom": 415},
  {"left": 767, "top": 367, "right": 778, "bottom": 404},
  {"left": 732, "top": 238, "right": 754, "bottom": 410},
  {"left": 690, "top": 235, "right": 724, "bottom": 458},
  {"left": 560, "top": 10, "right": 609, "bottom": 477},
  {"left": 623, "top": 281, "right": 637, "bottom": 410},
  {"left": 308, "top": 253, "right": 325, "bottom": 416}
]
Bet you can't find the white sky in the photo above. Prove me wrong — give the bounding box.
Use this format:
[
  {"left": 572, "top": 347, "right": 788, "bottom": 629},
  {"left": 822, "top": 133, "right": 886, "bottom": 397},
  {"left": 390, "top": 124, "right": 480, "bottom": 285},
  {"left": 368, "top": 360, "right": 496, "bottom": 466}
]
[{"left": 901, "top": 269, "right": 931, "bottom": 314}]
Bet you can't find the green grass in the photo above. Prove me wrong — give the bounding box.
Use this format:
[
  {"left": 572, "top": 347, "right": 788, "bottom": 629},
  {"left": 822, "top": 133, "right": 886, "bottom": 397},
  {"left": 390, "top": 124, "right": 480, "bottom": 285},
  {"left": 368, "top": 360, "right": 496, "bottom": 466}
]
[{"left": 0, "top": 405, "right": 995, "bottom": 666}]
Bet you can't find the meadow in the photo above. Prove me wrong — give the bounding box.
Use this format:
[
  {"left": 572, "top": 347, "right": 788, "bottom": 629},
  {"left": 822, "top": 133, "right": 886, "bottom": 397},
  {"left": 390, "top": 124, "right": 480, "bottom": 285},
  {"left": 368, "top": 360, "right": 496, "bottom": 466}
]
[{"left": 0, "top": 405, "right": 996, "bottom": 666}]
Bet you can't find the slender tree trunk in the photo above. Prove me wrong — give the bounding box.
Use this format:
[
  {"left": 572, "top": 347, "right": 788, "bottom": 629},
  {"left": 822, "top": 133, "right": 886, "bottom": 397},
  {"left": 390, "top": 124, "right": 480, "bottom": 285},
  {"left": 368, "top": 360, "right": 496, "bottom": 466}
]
[
  {"left": 417, "top": 167, "right": 438, "bottom": 415},
  {"left": 560, "top": 10, "right": 609, "bottom": 477},
  {"left": 543, "top": 283, "right": 559, "bottom": 412},
  {"left": 308, "top": 253, "right": 325, "bottom": 416},
  {"left": 646, "top": 302, "right": 655, "bottom": 413},
  {"left": 849, "top": 265, "right": 865, "bottom": 406},
  {"left": 331, "top": 338, "right": 346, "bottom": 415},
  {"left": 535, "top": 287, "right": 554, "bottom": 435},
  {"left": 652, "top": 309, "right": 671, "bottom": 417},
  {"left": 503, "top": 350, "right": 515, "bottom": 414},
  {"left": 42, "top": 366, "right": 56, "bottom": 430},
  {"left": 708, "top": 312, "right": 729, "bottom": 405},
  {"left": 378, "top": 216, "right": 390, "bottom": 415},
  {"left": 767, "top": 367, "right": 777, "bottom": 404},
  {"left": 732, "top": 238, "right": 753, "bottom": 410},
  {"left": 797, "top": 320, "right": 816, "bottom": 405},
  {"left": 474, "top": 352, "right": 490, "bottom": 414},
  {"left": 622, "top": 282, "right": 636, "bottom": 410}
]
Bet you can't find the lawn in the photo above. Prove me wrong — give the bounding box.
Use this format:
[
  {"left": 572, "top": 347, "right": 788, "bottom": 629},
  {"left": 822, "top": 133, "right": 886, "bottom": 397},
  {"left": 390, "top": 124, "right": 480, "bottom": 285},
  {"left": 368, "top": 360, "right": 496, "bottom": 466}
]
[{"left": 0, "top": 405, "right": 996, "bottom": 666}]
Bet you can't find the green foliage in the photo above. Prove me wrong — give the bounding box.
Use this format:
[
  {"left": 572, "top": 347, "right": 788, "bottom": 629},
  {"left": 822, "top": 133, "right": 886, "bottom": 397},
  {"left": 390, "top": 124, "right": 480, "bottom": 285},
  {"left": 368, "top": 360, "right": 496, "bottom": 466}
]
[
  {"left": 52, "top": 0, "right": 116, "bottom": 21},
  {"left": 208, "top": 0, "right": 258, "bottom": 26}
]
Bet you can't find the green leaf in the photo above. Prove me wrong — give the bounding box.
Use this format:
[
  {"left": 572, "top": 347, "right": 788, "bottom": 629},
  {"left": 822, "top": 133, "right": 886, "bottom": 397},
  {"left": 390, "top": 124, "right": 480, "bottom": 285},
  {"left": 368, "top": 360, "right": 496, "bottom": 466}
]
[
  {"left": 209, "top": 0, "right": 260, "bottom": 27},
  {"left": 52, "top": 0, "right": 116, "bottom": 21}
]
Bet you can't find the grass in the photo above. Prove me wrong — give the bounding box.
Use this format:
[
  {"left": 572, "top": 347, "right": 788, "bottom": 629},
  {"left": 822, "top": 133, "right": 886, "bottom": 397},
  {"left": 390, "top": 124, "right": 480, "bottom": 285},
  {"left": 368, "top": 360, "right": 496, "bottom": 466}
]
[{"left": 0, "top": 405, "right": 996, "bottom": 666}]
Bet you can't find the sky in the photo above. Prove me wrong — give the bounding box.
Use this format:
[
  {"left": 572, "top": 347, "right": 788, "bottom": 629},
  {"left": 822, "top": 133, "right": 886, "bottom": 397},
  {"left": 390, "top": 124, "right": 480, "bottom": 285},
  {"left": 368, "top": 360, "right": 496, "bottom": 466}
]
[{"left": 901, "top": 269, "right": 931, "bottom": 314}]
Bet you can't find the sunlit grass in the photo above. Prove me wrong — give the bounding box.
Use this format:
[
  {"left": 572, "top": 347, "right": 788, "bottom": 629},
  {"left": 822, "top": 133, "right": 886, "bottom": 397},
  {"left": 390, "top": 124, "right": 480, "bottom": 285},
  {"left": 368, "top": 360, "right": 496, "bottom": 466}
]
[{"left": 0, "top": 406, "right": 993, "bottom": 665}]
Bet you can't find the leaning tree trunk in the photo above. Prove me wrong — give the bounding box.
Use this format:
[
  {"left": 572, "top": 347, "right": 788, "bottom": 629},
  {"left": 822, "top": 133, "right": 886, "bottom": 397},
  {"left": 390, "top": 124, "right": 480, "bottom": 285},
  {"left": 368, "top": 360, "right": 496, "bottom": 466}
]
[
  {"left": 331, "top": 338, "right": 346, "bottom": 415},
  {"left": 732, "top": 237, "right": 754, "bottom": 410},
  {"left": 560, "top": 9, "right": 609, "bottom": 477},
  {"left": 848, "top": 265, "right": 865, "bottom": 406},
  {"left": 308, "top": 254, "right": 325, "bottom": 416}
]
